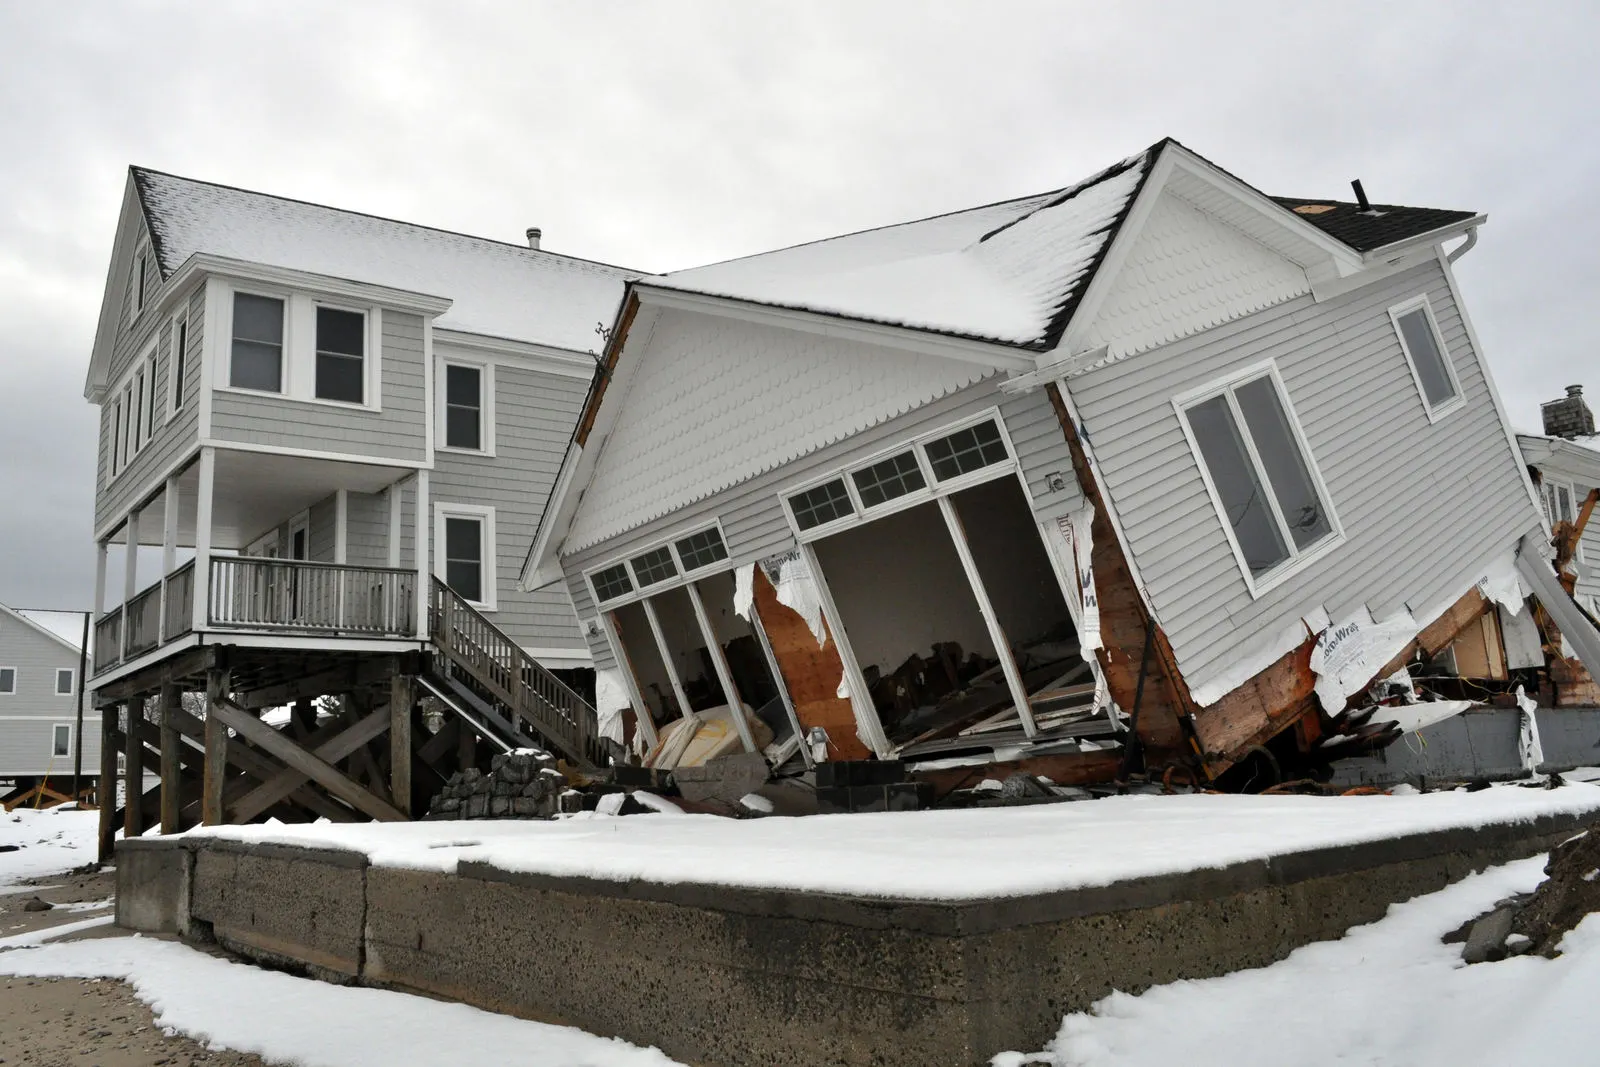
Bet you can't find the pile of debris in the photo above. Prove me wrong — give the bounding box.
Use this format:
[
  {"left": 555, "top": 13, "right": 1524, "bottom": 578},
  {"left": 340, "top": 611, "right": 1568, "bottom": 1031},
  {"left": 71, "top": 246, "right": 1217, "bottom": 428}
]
[
  {"left": 423, "top": 749, "right": 573, "bottom": 820},
  {"left": 1508, "top": 824, "right": 1600, "bottom": 957}
]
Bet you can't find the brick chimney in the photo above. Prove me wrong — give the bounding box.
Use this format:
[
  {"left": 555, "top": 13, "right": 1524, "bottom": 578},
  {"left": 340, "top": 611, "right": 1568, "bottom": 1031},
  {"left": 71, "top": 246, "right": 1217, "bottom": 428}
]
[{"left": 1542, "top": 385, "right": 1595, "bottom": 439}]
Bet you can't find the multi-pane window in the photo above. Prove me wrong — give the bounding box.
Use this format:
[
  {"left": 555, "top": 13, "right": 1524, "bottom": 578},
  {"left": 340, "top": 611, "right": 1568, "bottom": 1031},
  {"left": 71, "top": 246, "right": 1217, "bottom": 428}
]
[
  {"left": 55, "top": 668, "right": 74, "bottom": 696},
  {"left": 591, "top": 563, "right": 634, "bottom": 603},
  {"left": 445, "top": 364, "right": 483, "bottom": 450},
  {"left": 1181, "top": 370, "right": 1336, "bottom": 583},
  {"left": 852, "top": 451, "right": 926, "bottom": 508},
  {"left": 315, "top": 307, "right": 365, "bottom": 403},
  {"left": 52, "top": 725, "right": 70, "bottom": 758},
  {"left": 674, "top": 527, "right": 728, "bottom": 572},
  {"left": 0, "top": 668, "right": 14, "bottom": 694},
  {"left": 1390, "top": 299, "right": 1460, "bottom": 415},
  {"left": 1544, "top": 482, "right": 1576, "bottom": 527},
  {"left": 925, "top": 419, "right": 1008, "bottom": 481},
  {"left": 443, "top": 516, "right": 484, "bottom": 604},
  {"left": 172, "top": 315, "right": 189, "bottom": 410},
  {"left": 231, "top": 292, "right": 285, "bottom": 392},
  {"left": 630, "top": 546, "right": 678, "bottom": 587},
  {"left": 789, "top": 479, "right": 855, "bottom": 531}
]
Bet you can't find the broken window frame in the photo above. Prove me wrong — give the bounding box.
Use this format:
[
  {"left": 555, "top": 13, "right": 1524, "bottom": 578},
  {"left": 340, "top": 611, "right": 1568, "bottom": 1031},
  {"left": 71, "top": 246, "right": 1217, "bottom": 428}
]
[
  {"left": 1542, "top": 477, "right": 1588, "bottom": 564},
  {"left": 780, "top": 409, "right": 1020, "bottom": 543},
  {"left": 1388, "top": 294, "right": 1465, "bottom": 423},
  {"left": 584, "top": 519, "right": 732, "bottom": 609},
  {"left": 1174, "top": 360, "right": 1343, "bottom": 598}
]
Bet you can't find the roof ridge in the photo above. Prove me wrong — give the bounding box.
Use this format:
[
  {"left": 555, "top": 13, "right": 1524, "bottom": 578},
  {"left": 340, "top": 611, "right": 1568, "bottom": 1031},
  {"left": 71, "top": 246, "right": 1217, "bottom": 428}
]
[
  {"left": 129, "top": 165, "right": 641, "bottom": 276},
  {"left": 974, "top": 141, "right": 1164, "bottom": 246}
]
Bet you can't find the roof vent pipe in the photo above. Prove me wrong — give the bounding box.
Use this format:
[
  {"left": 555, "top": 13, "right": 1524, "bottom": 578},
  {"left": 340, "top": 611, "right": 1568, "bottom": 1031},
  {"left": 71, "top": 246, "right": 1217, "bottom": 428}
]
[
  {"left": 1351, "top": 179, "right": 1372, "bottom": 212},
  {"left": 526, "top": 227, "right": 542, "bottom": 251}
]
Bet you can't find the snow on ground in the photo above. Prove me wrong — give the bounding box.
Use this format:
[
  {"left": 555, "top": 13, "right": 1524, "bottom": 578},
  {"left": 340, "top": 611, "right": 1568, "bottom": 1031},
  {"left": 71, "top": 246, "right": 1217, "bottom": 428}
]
[
  {"left": 188, "top": 781, "right": 1600, "bottom": 901},
  {"left": 0, "top": 806, "right": 100, "bottom": 886},
  {"left": 995, "top": 854, "right": 1600, "bottom": 1066},
  {"left": 0, "top": 933, "right": 684, "bottom": 1067}
]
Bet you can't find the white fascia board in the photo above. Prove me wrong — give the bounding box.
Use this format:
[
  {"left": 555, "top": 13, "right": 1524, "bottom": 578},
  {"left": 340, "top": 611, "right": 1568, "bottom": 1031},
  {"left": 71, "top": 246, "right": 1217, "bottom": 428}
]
[
  {"left": 1310, "top": 245, "right": 1441, "bottom": 303},
  {"left": 517, "top": 440, "right": 585, "bottom": 592},
  {"left": 1360, "top": 216, "right": 1488, "bottom": 266},
  {"left": 1522, "top": 435, "right": 1600, "bottom": 484},
  {"left": 85, "top": 177, "right": 147, "bottom": 403},
  {"left": 433, "top": 327, "right": 598, "bottom": 380},
  {"left": 162, "top": 254, "right": 455, "bottom": 318},
  {"left": 633, "top": 284, "right": 1037, "bottom": 372}
]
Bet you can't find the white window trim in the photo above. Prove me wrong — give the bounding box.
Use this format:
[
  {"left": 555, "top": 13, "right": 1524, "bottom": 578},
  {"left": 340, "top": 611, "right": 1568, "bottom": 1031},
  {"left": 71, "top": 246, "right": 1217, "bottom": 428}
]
[
  {"left": 779, "top": 408, "right": 1021, "bottom": 543},
  {"left": 434, "top": 502, "right": 498, "bottom": 611},
  {"left": 1388, "top": 294, "right": 1466, "bottom": 424},
  {"left": 55, "top": 668, "right": 75, "bottom": 696},
  {"left": 169, "top": 306, "right": 190, "bottom": 414},
  {"left": 437, "top": 357, "right": 496, "bottom": 456},
  {"left": 52, "top": 723, "right": 71, "bottom": 759},
  {"left": 0, "top": 667, "right": 15, "bottom": 695},
  {"left": 217, "top": 285, "right": 384, "bottom": 411},
  {"left": 583, "top": 518, "right": 733, "bottom": 609},
  {"left": 105, "top": 343, "right": 159, "bottom": 482},
  {"left": 1173, "top": 360, "right": 1345, "bottom": 599}
]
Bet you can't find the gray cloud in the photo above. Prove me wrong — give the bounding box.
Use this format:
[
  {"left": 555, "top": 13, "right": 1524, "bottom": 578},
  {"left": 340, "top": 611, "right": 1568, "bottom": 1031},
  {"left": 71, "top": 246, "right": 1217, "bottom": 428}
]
[{"left": 2, "top": 0, "right": 1596, "bottom": 608}]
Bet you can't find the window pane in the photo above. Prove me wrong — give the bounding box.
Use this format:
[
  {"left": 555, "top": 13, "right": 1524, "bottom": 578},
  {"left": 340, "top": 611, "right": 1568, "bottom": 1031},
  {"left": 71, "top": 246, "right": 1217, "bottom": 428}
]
[
  {"left": 674, "top": 528, "right": 729, "bottom": 572},
  {"left": 630, "top": 546, "right": 678, "bottom": 587},
  {"left": 316, "top": 352, "right": 365, "bottom": 404},
  {"left": 1188, "top": 395, "right": 1289, "bottom": 576},
  {"left": 0, "top": 668, "right": 13, "bottom": 693},
  {"left": 445, "top": 406, "right": 480, "bottom": 450},
  {"left": 53, "top": 726, "right": 70, "bottom": 757},
  {"left": 1235, "top": 377, "right": 1332, "bottom": 551},
  {"left": 444, "top": 517, "right": 483, "bottom": 602},
  {"left": 446, "top": 364, "right": 481, "bottom": 406},
  {"left": 233, "top": 293, "right": 283, "bottom": 344},
  {"left": 789, "top": 479, "right": 854, "bottom": 531},
  {"left": 1397, "top": 309, "right": 1457, "bottom": 408},
  {"left": 925, "top": 420, "right": 1008, "bottom": 481},
  {"left": 173, "top": 320, "right": 187, "bottom": 408},
  {"left": 56, "top": 669, "right": 73, "bottom": 695},
  {"left": 852, "top": 452, "right": 926, "bottom": 508},
  {"left": 591, "top": 564, "right": 633, "bottom": 602},
  {"left": 1558, "top": 486, "right": 1575, "bottom": 523},
  {"left": 316, "top": 307, "right": 364, "bottom": 356},
  {"left": 232, "top": 340, "right": 282, "bottom": 391},
  {"left": 147, "top": 360, "right": 158, "bottom": 429}
]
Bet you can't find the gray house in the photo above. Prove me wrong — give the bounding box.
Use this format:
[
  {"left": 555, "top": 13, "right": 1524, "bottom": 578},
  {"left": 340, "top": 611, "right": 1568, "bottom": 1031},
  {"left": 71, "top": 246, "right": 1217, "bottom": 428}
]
[
  {"left": 84, "top": 169, "right": 628, "bottom": 847},
  {"left": 0, "top": 605, "right": 92, "bottom": 803},
  {"left": 523, "top": 138, "right": 1599, "bottom": 785}
]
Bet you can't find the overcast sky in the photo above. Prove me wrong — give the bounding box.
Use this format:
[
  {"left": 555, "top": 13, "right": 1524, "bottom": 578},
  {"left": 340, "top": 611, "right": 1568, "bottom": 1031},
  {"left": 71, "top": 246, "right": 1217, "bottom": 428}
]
[{"left": 1, "top": 0, "right": 1596, "bottom": 610}]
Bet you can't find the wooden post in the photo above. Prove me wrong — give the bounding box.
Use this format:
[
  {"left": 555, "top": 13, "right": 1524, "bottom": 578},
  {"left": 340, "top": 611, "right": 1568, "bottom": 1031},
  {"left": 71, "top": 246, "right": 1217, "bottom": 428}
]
[
  {"left": 97, "top": 701, "right": 118, "bottom": 862},
  {"left": 123, "top": 697, "right": 144, "bottom": 838},
  {"left": 390, "top": 672, "right": 414, "bottom": 815},
  {"left": 458, "top": 719, "right": 476, "bottom": 772},
  {"left": 159, "top": 682, "right": 181, "bottom": 834},
  {"left": 202, "top": 667, "right": 229, "bottom": 826},
  {"left": 292, "top": 698, "right": 317, "bottom": 735}
]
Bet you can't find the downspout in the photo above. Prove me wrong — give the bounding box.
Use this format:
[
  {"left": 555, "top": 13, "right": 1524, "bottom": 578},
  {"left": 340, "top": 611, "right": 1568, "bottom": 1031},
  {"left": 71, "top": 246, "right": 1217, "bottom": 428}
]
[{"left": 1446, "top": 226, "right": 1479, "bottom": 264}]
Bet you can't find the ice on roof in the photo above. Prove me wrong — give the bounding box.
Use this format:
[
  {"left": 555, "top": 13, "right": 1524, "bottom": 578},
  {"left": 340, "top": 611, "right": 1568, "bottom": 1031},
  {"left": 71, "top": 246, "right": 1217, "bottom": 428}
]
[
  {"left": 645, "top": 152, "right": 1151, "bottom": 347},
  {"left": 12, "top": 609, "right": 88, "bottom": 652},
  {"left": 135, "top": 170, "right": 637, "bottom": 353}
]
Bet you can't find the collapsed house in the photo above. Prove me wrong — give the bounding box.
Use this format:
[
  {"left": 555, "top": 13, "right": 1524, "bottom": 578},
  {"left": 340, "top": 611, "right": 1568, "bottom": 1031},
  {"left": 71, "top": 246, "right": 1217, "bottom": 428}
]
[{"left": 522, "top": 137, "right": 1600, "bottom": 794}]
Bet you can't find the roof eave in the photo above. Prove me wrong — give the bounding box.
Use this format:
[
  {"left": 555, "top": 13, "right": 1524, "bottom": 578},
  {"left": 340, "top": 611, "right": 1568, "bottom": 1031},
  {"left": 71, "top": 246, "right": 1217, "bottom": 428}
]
[{"left": 1360, "top": 215, "right": 1487, "bottom": 265}]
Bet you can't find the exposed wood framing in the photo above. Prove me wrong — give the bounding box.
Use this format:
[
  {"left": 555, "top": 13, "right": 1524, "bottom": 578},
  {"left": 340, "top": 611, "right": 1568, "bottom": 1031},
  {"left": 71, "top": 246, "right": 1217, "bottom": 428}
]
[{"left": 575, "top": 296, "right": 640, "bottom": 448}]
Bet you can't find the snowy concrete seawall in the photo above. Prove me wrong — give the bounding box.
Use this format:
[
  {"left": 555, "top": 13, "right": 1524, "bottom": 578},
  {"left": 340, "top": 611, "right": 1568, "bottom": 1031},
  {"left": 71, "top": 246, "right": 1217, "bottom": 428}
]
[{"left": 116, "top": 787, "right": 1600, "bottom": 1067}]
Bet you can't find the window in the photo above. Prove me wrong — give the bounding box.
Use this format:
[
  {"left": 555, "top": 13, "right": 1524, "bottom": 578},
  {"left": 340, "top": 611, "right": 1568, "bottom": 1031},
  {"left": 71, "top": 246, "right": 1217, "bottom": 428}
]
[
  {"left": 1389, "top": 297, "right": 1461, "bottom": 417},
  {"left": 52, "top": 725, "right": 70, "bottom": 758},
  {"left": 171, "top": 313, "right": 189, "bottom": 410},
  {"left": 55, "top": 668, "right": 74, "bottom": 696},
  {"left": 110, "top": 401, "right": 123, "bottom": 475},
  {"left": 231, "top": 292, "right": 285, "bottom": 392},
  {"left": 445, "top": 364, "right": 484, "bottom": 450},
  {"left": 146, "top": 352, "right": 159, "bottom": 431},
  {"left": 435, "top": 505, "right": 497, "bottom": 609},
  {"left": 852, "top": 451, "right": 926, "bottom": 508},
  {"left": 132, "top": 249, "right": 147, "bottom": 317},
  {"left": 315, "top": 306, "right": 366, "bottom": 404},
  {"left": 789, "top": 479, "right": 855, "bottom": 531},
  {"left": 1544, "top": 481, "right": 1576, "bottom": 526},
  {"left": 1179, "top": 367, "right": 1337, "bottom": 587},
  {"left": 591, "top": 563, "right": 633, "bottom": 603},
  {"left": 630, "top": 546, "right": 678, "bottom": 587},
  {"left": 0, "top": 668, "right": 14, "bottom": 694},
  {"left": 925, "top": 419, "right": 1009, "bottom": 481},
  {"left": 674, "top": 527, "right": 728, "bottom": 572}
]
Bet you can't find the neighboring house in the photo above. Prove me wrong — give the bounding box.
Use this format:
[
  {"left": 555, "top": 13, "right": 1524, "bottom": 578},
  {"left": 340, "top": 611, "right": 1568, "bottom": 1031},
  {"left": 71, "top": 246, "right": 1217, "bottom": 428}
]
[
  {"left": 0, "top": 605, "right": 93, "bottom": 791},
  {"left": 523, "top": 137, "right": 1591, "bottom": 784},
  {"left": 1519, "top": 385, "right": 1600, "bottom": 615},
  {"left": 84, "top": 169, "right": 630, "bottom": 844}
]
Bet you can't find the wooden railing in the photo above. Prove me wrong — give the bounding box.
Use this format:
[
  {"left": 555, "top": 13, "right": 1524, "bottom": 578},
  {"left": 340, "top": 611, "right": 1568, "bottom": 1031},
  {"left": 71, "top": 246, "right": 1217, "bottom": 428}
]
[
  {"left": 429, "top": 577, "right": 602, "bottom": 768},
  {"left": 209, "top": 557, "right": 416, "bottom": 635},
  {"left": 123, "top": 582, "right": 164, "bottom": 657},
  {"left": 162, "top": 560, "right": 195, "bottom": 641},
  {"left": 93, "top": 608, "right": 122, "bottom": 672}
]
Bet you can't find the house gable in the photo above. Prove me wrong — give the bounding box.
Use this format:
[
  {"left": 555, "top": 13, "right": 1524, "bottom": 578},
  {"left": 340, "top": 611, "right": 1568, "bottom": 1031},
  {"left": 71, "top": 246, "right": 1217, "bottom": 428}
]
[{"left": 86, "top": 173, "right": 159, "bottom": 403}]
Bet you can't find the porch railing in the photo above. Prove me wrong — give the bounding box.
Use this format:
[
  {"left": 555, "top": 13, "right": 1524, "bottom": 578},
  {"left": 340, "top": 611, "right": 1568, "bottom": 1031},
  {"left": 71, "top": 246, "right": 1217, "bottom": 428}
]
[
  {"left": 93, "top": 608, "right": 122, "bottom": 673},
  {"left": 208, "top": 557, "right": 416, "bottom": 635},
  {"left": 123, "top": 582, "right": 164, "bottom": 658},
  {"left": 162, "top": 560, "right": 195, "bottom": 641}
]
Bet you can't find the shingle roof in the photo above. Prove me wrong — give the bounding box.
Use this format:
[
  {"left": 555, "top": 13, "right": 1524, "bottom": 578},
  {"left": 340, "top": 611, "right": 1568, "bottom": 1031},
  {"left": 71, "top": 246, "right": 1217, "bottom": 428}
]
[
  {"left": 132, "top": 168, "right": 638, "bottom": 352},
  {"left": 1271, "top": 197, "right": 1478, "bottom": 253}
]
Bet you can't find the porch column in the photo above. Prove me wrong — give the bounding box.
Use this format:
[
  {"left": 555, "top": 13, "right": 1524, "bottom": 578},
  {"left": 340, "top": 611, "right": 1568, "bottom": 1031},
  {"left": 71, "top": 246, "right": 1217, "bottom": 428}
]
[
  {"left": 641, "top": 598, "right": 695, "bottom": 725},
  {"left": 191, "top": 446, "right": 215, "bottom": 633},
  {"left": 414, "top": 470, "right": 430, "bottom": 640},
  {"left": 334, "top": 489, "right": 349, "bottom": 564},
  {"left": 685, "top": 582, "right": 757, "bottom": 753},
  {"left": 93, "top": 539, "right": 108, "bottom": 618},
  {"left": 160, "top": 476, "right": 180, "bottom": 640},
  {"left": 122, "top": 506, "right": 140, "bottom": 658},
  {"left": 387, "top": 484, "right": 402, "bottom": 568}
]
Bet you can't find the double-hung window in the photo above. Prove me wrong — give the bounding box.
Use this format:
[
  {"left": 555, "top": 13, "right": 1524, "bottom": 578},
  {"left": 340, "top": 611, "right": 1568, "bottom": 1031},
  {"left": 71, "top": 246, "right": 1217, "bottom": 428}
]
[
  {"left": 52, "top": 725, "right": 70, "bottom": 758},
  {"left": 315, "top": 306, "right": 366, "bottom": 404},
  {"left": 436, "top": 505, "right": 497, "bottom": 610},
  {"left": 0, "top": 668, "right": 14, "bottom": 695},
  {"left": 444, "top": 363, "right": 486, "bottom": 450},
  {"left": 55, "top": 668, "right": 74, "bottom": 696},
  {"left": 1178, "top": 366, "right": 1338, "bottom": 590},
  {"left": 1389, "top": 296, "right": 1462, "bottom": 420},
  {"left": 231, "top": 292, "right": 285, "bottom": 392}
]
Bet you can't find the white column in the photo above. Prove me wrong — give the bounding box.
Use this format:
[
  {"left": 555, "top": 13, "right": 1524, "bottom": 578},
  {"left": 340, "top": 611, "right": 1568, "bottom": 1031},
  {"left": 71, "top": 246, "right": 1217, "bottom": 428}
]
[
  {"left": 387, "top": 484, "right": 402, "bottom": 568},
  {"left": 641, "top": 597, "right": 695, "bottom": 725},
  {"left": 191, "top": 446, "right": 215, "bottom": 632},
  {"left": 600, "top": 612, "right": 659, "bottom": 749},
  {"left": 414, "top": 470, "right": 430, "bottom": 639},
  {"left": 161, "top": 477, "right": 180, "bottom": 577},
  {"left": 334, "top": 489, "right": 349, "bottom": 565},
  {"left": 685, "top": 581, "right": 757, "bottom": 753},
  {"left": 92, "top": 540, "right": 108, "bottom": 619},
  {"left": 121, "top": 508, "right": 140, "bottom": 658}
]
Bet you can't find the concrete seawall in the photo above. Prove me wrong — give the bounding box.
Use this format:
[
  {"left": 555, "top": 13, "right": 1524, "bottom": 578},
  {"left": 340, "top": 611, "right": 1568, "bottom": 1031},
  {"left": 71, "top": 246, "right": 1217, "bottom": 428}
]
[{"left": 117, "top": 808, "right": 1599, "bottom": 1067}]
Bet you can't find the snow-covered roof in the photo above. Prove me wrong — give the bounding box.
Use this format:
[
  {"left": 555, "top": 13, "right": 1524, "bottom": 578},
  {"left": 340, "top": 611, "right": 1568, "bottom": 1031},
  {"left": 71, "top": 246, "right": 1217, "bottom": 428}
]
[
  {"left": 133, "top": 169, "right": 637, "bottom": 352},
  {"left": 644, "top": 152, "right": 1153, "bottom": 349},
  {"left": 3, "top": 606, "right": 87, "bottom": 654}
]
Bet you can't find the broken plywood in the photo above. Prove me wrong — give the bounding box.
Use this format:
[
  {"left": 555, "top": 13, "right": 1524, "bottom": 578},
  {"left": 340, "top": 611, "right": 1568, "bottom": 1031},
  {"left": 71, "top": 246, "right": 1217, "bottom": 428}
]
[{"left": 752, "top": 568, "right": 873, "bottom": 761}]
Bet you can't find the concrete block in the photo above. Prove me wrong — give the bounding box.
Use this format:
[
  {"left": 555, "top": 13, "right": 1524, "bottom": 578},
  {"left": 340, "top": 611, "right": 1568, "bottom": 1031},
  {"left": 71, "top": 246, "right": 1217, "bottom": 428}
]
[{"left": 114, "top": 839, "right": 193, "bottom": 936}]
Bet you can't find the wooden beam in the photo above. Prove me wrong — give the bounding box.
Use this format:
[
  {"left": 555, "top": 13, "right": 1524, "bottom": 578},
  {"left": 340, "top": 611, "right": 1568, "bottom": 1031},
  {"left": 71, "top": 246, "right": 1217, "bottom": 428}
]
[
  {"left": 390, "top": 674, "right": 415, "bottom": 815},
  {"left": 159, "top": 683, "right": 181, "bottom": 834},
  {"left": 1575, "top": 488, "right": 1600, "bottom": 544},
  {"left": 123, "top": 698, "right": 144, "bottom": 839},
  {"left": 202, "top": 668, "right": 230, "bottom": 825},
  {"left": 235, "top": 664, "right": 359, "bottom": 710},
  {"left": 166, "top": 706, "right": 354, "bottom": 824},
  {"left": 229, "top": 708, "right": 394, "bottom": 823},
  {"left": 207, "top": 699, "right": 408, "bottom": 822}
]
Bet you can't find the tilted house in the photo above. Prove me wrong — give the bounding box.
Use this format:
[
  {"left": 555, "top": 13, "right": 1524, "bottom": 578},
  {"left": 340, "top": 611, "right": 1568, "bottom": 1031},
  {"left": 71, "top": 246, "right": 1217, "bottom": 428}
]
[
  {"left": 84, "top": 169, "right": 628, "bottom": 851},
  {"left": 0, "top": 605, "right": 92, "bottom": 805},
  {"left": 1520, "top": 386, "right": 1600, "bottom": 616},
  {"left": 523, "top": 138, "right": 1599, "bottom": 784}
]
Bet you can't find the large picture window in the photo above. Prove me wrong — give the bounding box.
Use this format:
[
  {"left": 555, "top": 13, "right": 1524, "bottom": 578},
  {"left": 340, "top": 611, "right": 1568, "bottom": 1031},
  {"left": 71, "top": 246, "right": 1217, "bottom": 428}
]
[
  {"left": 1389, "top": 296, "right": 1462, "bottom": 419},
  {"left": 314, "top": 306, "right": 366, "bottom": 404},
  {"left": 1178, "top": 366, "right": 1339, "bottom": 590},
  {"left": 231, "top": 292, "right": 285, "bottom": 393}
]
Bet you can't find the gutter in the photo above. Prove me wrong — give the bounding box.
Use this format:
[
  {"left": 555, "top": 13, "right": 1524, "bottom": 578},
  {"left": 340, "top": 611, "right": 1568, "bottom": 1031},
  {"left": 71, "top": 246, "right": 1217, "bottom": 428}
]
[{"left": 1359, "top": 215, "right": 1487, "bottom": 265}]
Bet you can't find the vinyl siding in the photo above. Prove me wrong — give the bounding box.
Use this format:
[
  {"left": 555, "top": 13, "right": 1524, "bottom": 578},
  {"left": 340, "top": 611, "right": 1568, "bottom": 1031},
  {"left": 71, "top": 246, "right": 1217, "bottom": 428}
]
[
  {"left": 1067, "top": 257, "right": 1543, "bottom": 698},
  {"left": 210, "top": 307, "right": 428, "bottom": 462},
  {"left": 345, "top": 490, "right": 394, "bottom": 569},
  {"left": 0, "top": 620, "right": 96, "bottom": 777}
]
